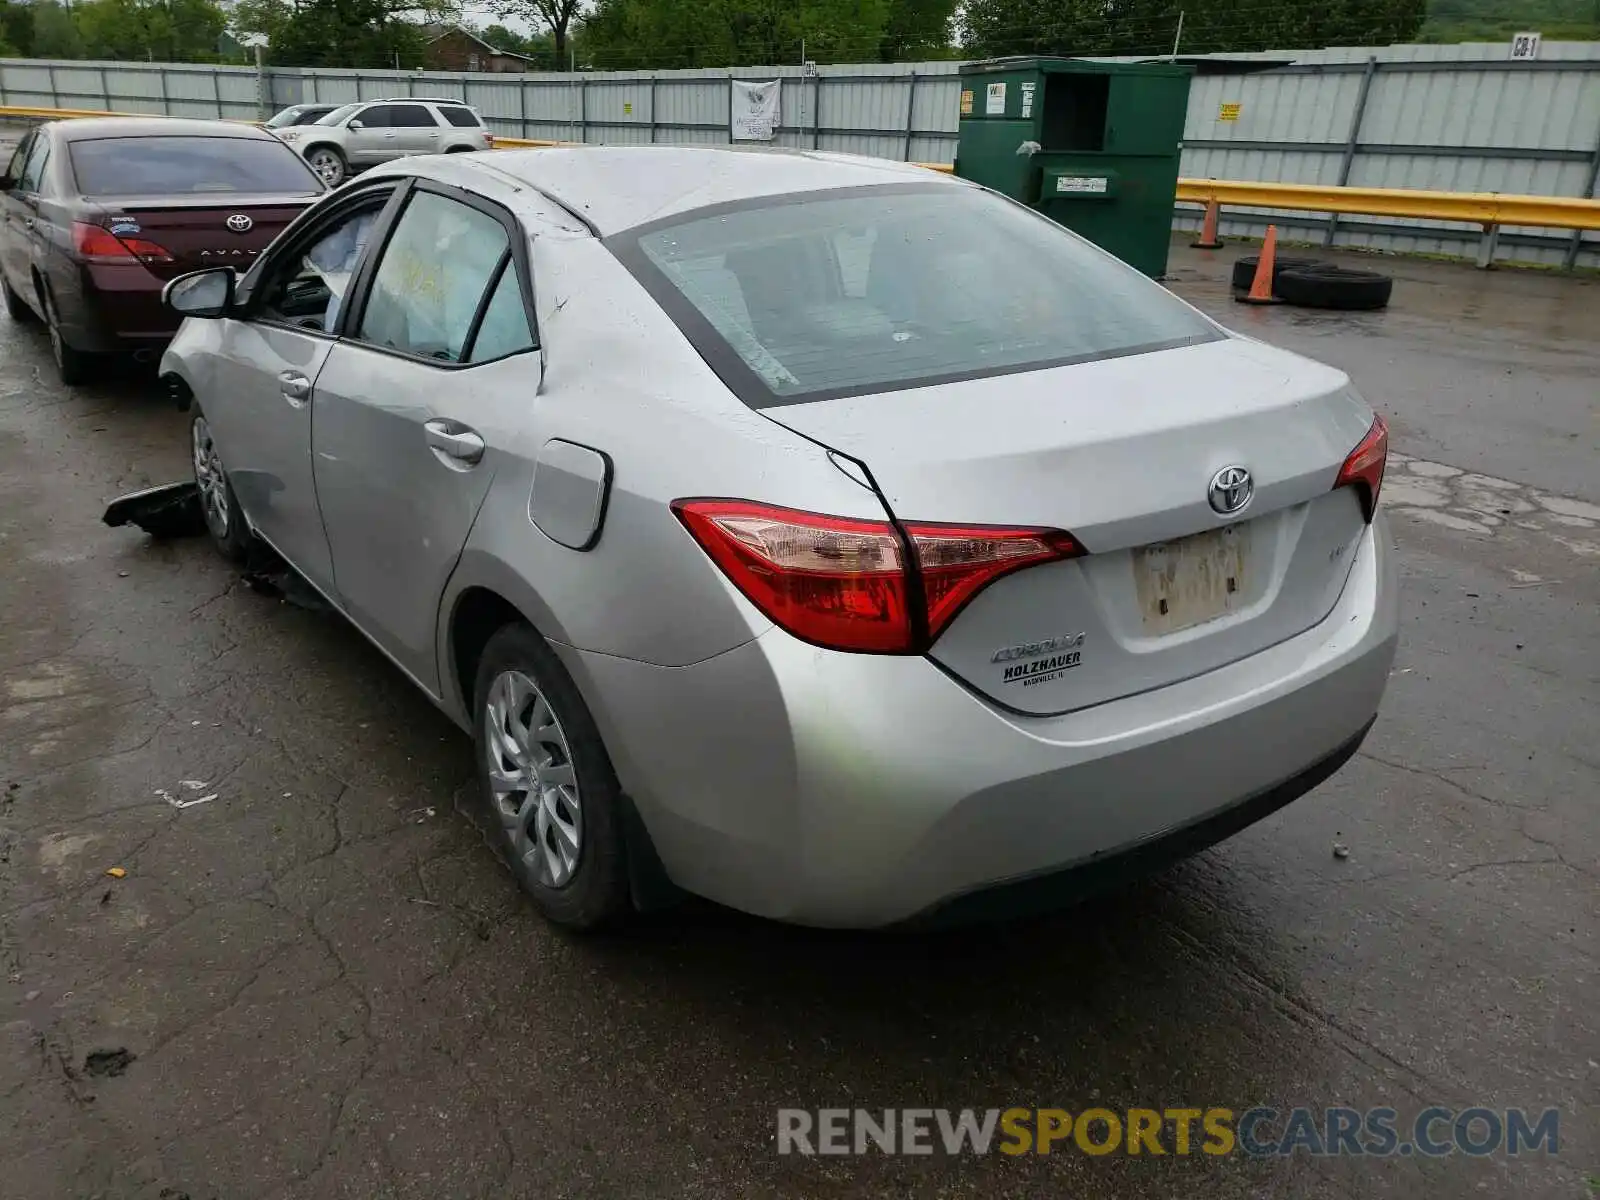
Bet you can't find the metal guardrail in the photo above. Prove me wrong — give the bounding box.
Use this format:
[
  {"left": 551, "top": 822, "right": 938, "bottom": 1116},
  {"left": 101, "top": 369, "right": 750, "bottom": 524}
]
[
  {"left": 1174, "top": 178, "right": 1600, "bottom": 268},
  {"left": 6, "top": 105, "right": 1597, "bottom": 267}
]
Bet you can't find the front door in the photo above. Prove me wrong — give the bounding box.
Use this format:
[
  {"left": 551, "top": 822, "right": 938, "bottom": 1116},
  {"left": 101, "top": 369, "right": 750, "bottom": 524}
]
[
  {"left": 311, "top": 185, "right": 539, "bottom": 694},
  {"left": 344, "top": 105, "right": 393, "bottom": 165},
  {"left": 208, "top": 185, "right": 400, "bottom": 596},
  {"left": 1, "top": 133, "right": 39, "bottom": 297}
]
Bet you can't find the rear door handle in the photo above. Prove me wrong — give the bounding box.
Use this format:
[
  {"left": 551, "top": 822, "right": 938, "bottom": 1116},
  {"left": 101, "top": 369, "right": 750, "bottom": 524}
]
[
  {"left": 424, "top": 418, "right": 485, "bottom": 466},
  {"left": 22, "top": 218, "right": 33, "bottom": 230},
  {"left": 278, "top": 370, "right": 310, "bottom": 405}
]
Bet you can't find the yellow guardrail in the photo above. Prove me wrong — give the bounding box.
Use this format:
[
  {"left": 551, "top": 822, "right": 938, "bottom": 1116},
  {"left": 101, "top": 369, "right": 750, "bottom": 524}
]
[{"left": 1174, "top": 178, "right": 1600, "bottom": 233}]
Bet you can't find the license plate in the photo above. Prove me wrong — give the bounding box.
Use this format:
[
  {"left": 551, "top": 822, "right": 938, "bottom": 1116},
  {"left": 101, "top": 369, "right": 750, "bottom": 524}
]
[{"left": 1133, "top": 523, "right": 1252, "bottom": 634}]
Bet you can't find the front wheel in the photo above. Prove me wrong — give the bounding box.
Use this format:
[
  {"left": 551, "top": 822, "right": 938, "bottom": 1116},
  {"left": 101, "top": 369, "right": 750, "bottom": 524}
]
[
  {"left": 305, "top": 145, "right": 347, "bottom": 187},
  {"left": 190, "top": 408, "right": 254, "bottom": 563},
  {"left": 473, "top": 623, "right": 631, "bottom": 931}
]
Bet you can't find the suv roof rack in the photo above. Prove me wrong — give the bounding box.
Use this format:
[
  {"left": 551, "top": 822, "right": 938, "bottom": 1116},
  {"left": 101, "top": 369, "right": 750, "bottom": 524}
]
[{"left": 366, "top": 96, "right": 471, "bottom": 105}]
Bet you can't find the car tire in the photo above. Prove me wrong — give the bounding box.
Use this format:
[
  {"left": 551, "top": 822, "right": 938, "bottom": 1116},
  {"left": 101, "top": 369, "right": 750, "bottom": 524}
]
[
  {"left": 1273, "top": 265, "right": 1394, "bottom": 311},
  {"left": 41, "top": 287, "right": 94, "bottom": 386},
  {"left": 2, "top": 276, "right": 37, "bottom": 323},
  {"left": 1229, "top": 254, "right": 1324, "bottom": 292},
  {"left": 190, "top": 406, "right": 255, "bottom": 563},
  {"left": 472, "top": 622, "right": 631, "bottom": 931},
  {"left": 305, "top": 145, "right": 347, "bottom": 187}
]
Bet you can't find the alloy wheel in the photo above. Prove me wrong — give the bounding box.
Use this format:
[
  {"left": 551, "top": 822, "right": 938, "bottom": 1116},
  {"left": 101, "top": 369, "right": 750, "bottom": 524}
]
[
  {"left": 484, "top": 669, "right": 582, "bottom": 888},
  {"left": 191, "top": 416, "right": 231, "bottom": 540},
  {"left": 308, "top": 149, "right": 343, "bottom": 186}
]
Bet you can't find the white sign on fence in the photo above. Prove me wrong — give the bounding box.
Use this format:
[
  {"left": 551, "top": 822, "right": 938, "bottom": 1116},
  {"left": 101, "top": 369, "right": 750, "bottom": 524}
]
[
  {"left": 1510, "top": 32, "right": 1542, "bottom": 60},
  {"left": 731, "top": 80, "right": 781, "bottom": 141}
]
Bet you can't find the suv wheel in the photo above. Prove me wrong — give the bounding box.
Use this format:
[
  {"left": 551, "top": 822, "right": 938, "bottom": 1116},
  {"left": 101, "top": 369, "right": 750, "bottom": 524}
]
[{"left": 306, "top": 146, "right": 347, "bottom": 187}]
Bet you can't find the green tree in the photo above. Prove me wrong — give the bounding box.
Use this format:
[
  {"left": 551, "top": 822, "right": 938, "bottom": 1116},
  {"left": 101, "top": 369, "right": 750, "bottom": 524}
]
[
  {"left": 961, "top": 0, "right": 1427, "bottom": 58},
  {"left": 0, "top": 0, "right": 34, "bottom": 55},
  {"left": 581, "top": 0, "right": 896, "bottom": 69},
  {"left": 878, "top": 0, "right": 959, "bottom": 60},
  {"left": 494, "top": 0, "right": 582, "bottom": 65},
  {"left": 74, "top": 0, "right": 228, "bottom": 63},
  {"left": 31, "top": 0, "right": 85, "bottom": 57},
  {"left": 254, "top": 0, "right": 448, "bottom": 67},
  {"left": 480, "top": 21, "right": 533, "bottom": 54}
]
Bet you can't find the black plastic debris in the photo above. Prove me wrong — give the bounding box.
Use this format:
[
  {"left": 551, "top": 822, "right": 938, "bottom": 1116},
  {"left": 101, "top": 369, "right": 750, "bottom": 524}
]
[
  {"left": 102, "top": 482, "right": 206, "bottom": 539},
  {"left": 242, "top": 553, "right": 331, "bottom": 613},
  {"left": 83, "top": 1048, "right": 136, "bottom": 1078}
]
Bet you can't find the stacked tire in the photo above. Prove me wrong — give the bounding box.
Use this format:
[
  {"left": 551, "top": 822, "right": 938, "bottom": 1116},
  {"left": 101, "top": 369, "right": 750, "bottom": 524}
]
[{"left": 1232, "top": 255, "right": 1393, "bottom": 311}]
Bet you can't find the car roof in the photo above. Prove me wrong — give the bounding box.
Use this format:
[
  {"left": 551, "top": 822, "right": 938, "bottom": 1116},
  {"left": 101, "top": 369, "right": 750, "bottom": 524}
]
[
  {"left": 50, "top": 116, "right": 278, "bottom": 142},
  {"left": 462, "top": 145, "right": 957, "bottom": 236}
]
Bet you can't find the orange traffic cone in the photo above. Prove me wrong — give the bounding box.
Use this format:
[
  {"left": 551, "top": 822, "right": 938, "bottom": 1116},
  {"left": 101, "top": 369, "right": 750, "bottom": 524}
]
[
  {"left": 1191, "top": 198, "right": 1223, "bottom": 249},
  {"left": 1236, "top": 224, "right": 1283, "bottom": 305}
]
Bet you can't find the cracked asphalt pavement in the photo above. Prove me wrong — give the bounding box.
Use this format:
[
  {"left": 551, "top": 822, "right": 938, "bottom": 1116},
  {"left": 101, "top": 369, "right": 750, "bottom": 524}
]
[{"left": 2, "top": 240, "right": 1597, "bottom": 1199}]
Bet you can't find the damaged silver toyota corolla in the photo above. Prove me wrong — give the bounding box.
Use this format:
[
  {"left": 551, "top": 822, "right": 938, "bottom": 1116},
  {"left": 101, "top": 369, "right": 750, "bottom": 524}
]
[{"left": 152, "top": 146, "right": 1398, "bottom": 930}]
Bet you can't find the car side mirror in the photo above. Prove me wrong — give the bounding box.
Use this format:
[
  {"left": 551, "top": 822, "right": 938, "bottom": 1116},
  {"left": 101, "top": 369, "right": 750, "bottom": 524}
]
[
  {"left": 347, "top": 119, "right": 364, "bottom": 131},
  {"left": 164, "top": 268, "right": 236, "bottom": 319}
]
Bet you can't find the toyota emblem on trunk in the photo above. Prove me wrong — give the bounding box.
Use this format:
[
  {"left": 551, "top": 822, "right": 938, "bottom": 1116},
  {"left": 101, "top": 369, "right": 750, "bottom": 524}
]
[
  {"left": 225, "top": 214, "right": 253, "bottom": 233},
  {"left": 1208, "top": 465, "right": 1253, "bottom": 514}
]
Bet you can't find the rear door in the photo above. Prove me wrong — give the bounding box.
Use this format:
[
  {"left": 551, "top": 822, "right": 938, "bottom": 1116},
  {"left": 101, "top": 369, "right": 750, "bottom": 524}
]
[
  {"left": 311, "top": 183, "right": 539, "bottom": 694},
  {"left": 386, "top": 104, "right": 444, "bottom": 157},
  {"left": 205, "top": 183, "right": 402, "bottom": 596}
]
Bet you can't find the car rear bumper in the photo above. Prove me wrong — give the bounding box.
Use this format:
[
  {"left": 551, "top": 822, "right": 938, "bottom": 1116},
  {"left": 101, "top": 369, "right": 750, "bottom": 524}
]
[
  {"left": 562, "top": 514, "right": 1399, "bottom": 928},
  {"left": 56, "top": 264, "right": 179, "bottom": 351}
]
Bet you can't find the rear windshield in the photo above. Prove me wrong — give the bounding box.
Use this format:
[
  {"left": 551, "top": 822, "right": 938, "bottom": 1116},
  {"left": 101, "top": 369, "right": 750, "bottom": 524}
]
[
  {"left": 69, "top": 136, "right": 319, "bottom": 197},
  {"left": 610, "top": 183, "right": 1221, "bottom": 408},
  {"left": 439, "top": 106, "right": 482, "bottom": 128}
]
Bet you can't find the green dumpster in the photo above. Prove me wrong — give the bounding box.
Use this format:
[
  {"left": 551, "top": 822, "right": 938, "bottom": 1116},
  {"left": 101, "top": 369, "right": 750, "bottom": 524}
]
[{"left": 953, "top": 57, "right": 1193, "bottom": 278}]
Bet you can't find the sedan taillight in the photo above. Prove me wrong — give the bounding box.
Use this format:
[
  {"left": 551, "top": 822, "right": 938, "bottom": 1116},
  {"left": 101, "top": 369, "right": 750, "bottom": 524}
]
[
  {"left": 672, "top": 499, "right": 1081, "bottom": 654},
  {"left": 73, "top": 222, "right": 174, "bottom": 266},
  {"left": 1334, "top": 414, "right": 1389, "bottom": 522}
]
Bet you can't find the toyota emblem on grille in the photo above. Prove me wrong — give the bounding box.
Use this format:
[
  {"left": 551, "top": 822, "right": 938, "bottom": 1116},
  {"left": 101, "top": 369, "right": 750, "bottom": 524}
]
[
  {"left": 225, "top": 214, "right": 253, "bottom": 233},
  {"left": 1208, "top": 465, "right": 1253, "bottom": 515}
]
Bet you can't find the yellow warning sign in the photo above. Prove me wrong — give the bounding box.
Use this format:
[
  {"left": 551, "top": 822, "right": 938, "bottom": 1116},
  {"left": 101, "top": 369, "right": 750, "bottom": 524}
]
[
  {"left": 960, "top": 89, "right": 974, "bottom": 116},
  {"left": 1219, "top": 102, "right": 1241, "bottom": 122},
  {"left": 624, "top": 101, "right": 633, "bottom": 115}
]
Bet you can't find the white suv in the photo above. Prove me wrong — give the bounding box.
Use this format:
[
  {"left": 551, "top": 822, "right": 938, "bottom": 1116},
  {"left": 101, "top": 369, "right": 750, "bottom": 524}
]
[{"left": 270, "top": 98, "right": 493, "bottom": 186}]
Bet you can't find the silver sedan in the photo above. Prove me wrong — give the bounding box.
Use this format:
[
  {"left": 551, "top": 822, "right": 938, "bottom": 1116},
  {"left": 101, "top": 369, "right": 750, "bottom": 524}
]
[{"left": 160, "top": 147, "right": 1398, "bottom": 929}]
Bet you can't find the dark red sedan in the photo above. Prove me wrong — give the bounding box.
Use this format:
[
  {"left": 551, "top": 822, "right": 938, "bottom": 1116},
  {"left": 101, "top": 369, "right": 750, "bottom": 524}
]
[{"left": 0, "top": 117, "right": 324, "bottom": 383}]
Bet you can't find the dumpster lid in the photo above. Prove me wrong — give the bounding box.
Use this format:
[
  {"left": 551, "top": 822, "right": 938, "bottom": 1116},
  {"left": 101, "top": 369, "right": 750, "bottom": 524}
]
[{"left": 958, "top": 56, "right": 1192, "bottom": 76}]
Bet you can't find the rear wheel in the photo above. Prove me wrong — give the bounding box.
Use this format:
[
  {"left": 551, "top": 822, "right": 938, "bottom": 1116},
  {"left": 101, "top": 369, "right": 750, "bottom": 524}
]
[
  {"left": 473, "top": 622, "right": 631, "bottom": 931},
  {"left": 190, "top": 408, "right": 254, "bottom": 563},
  {"left": 2, "top": 276, "right": 36, "bottom": 323},
  {"left": 42, "top": 287, "right": 94, "bottom": 386},
  {"left": 305, "top": 145, "right": 347, "bottom": 187}
]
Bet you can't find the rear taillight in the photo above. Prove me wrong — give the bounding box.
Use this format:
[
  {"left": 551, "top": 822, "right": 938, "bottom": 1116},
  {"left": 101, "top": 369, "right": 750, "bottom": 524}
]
[
  {"left": 672, "top": 499, "right": 1081, "bottom": 654},
  {"left": 1335, "top": 414, "right": 1388, "bottom": 522},
  {"left": 73, "top": 222, "right": 173, "bottom": 266}
]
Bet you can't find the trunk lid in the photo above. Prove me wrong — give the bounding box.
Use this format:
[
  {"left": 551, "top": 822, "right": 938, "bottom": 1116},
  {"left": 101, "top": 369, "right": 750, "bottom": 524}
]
[
  {"left": 766, "top": 337, "right": 1377, "bottom": 715},
  {"left": 86, "top": 197, "right": 313, "bottom": 280}
]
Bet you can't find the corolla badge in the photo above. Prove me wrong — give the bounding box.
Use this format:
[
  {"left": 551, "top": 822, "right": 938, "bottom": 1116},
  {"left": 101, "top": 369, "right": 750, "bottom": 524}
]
[
  {"left": 225, "top": 213, "right": 254, "bottom": 233},
  {"left": 1208, "top": 465, "right": 1254, "bottom": 515}
]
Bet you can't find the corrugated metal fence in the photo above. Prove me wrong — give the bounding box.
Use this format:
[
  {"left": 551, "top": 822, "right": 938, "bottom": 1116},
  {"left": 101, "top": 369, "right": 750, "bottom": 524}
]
[{"left": 3, "top": 43, "right": 1597, "bottom": 266}]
